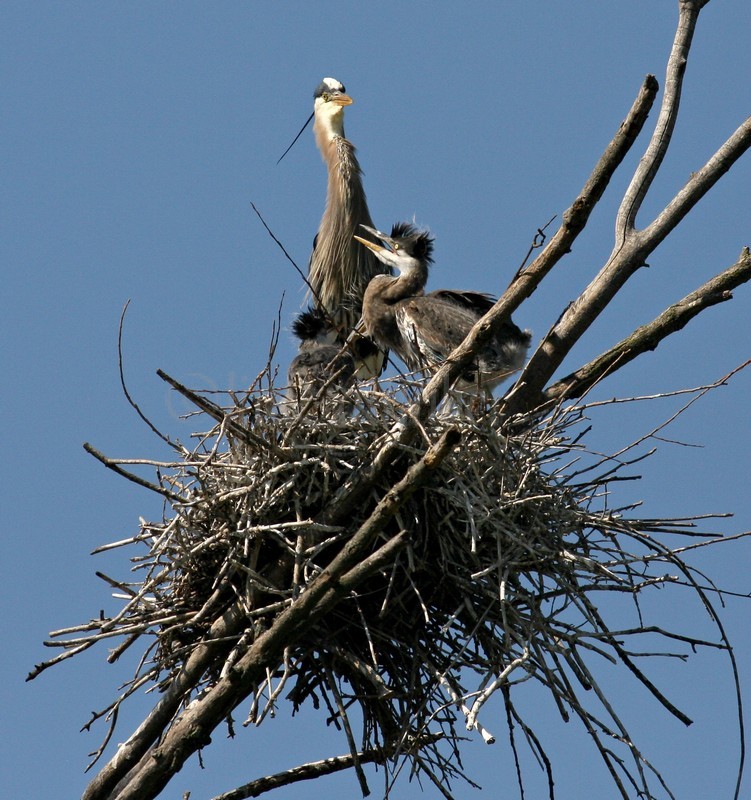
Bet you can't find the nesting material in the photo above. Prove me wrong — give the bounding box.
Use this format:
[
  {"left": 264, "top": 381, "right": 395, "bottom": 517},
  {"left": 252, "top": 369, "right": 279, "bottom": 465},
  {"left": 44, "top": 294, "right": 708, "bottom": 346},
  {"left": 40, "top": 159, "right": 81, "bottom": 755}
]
[{"left": 38, "top": 373, "right": 735, "bottom": 794}]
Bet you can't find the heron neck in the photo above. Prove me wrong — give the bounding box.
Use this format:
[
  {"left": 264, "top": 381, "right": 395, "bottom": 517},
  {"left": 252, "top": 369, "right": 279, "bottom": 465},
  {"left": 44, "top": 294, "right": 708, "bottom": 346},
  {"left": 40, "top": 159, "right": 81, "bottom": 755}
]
[
  {"left": 314, "top": 111, "right": 346, "bottom": 154},
  {"left": 386, "top": 265, "right": 428, "bottom": 300}
]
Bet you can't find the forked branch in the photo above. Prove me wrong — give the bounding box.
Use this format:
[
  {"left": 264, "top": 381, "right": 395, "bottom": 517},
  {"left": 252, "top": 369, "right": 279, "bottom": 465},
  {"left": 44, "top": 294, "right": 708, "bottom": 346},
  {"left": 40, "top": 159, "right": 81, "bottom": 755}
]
[
  {"left": 502, "top": 0, "right": 750, "bottom": 417},
  {"left": 364, "top": 72, "right": 659, "bottom": 445},
  {"left": 544, "top": 248, "right": 751, "bottom": 404},
  {"left": 616, "top": 0, "right": 709, "bottom": 239}
]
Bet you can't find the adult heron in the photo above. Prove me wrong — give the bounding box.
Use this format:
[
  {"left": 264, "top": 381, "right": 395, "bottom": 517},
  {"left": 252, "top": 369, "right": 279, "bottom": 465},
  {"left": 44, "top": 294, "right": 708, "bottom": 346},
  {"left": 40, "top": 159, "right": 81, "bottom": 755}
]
[
  {"left": 285, "top": 78, "right": 389, "bottom": 378},
  {"left": 355, "top": 222, "right": 531, "bottom": 392}
]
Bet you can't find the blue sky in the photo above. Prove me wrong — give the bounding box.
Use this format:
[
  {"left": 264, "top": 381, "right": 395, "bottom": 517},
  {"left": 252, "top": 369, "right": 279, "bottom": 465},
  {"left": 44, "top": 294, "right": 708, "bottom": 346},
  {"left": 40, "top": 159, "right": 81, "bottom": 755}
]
[{"left": 2, "top": 2, "right": 749, "bottom": 798}]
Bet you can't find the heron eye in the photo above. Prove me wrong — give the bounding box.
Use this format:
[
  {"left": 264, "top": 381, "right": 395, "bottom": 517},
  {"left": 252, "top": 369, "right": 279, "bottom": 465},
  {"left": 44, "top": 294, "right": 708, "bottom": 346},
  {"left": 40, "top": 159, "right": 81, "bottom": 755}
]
[
  {"left": 393, "top": 243, "right": 400, "bottom": 251},
  {"left": 321, "top": 92, "right": 330, "bottom": 102}
]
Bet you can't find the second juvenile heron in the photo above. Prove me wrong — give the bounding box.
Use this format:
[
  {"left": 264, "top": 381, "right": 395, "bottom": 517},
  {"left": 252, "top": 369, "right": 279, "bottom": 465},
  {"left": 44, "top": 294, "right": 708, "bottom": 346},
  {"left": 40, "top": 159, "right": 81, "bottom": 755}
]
[
  {"left": 287, "top": 308, "right": 355, "bottom": 411},
  {"left": 356, "top": 222, "right": 532, "bottom": 392}
]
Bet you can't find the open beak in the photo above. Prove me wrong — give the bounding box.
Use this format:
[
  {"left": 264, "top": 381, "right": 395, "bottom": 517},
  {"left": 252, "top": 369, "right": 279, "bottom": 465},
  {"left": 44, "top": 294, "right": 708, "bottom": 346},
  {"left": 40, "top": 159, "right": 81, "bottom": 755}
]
[
  {"left": 353, "top": 235, "right": 385, "bottom": 255},
  {"left": 357, "top": 224, "right": 396, "bottom": 249},
  {"left": 358, "top": 224, "right": 388, "bottom": 240},
  {"left": 355, "top": 223, "right": 396, "bottom": 254}
]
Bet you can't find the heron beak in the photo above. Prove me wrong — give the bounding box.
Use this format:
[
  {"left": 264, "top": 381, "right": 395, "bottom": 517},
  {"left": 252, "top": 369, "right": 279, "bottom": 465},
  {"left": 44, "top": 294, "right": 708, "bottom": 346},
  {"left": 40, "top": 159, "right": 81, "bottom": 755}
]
[
  {"left": 332, "top": 93, "right": 354, "bottom": 107},
  {"left": 358, "top": 224, "right": 392, "bottom": 243},
  {"left": 353, "top": 235, "right": 386, "bottom": 254}
]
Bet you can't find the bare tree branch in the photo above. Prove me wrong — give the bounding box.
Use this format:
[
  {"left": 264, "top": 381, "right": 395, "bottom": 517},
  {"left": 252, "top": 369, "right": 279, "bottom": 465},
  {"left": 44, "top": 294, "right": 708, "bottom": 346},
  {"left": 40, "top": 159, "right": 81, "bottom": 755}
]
[
  {"left": 544, "top": 248, "right": 751, "bottom": 404},
  {"left": 80, "top": 604, "right": 248, "bottom": 800},
  {"left": 157, "top": 369, "right": 289, "bottom": 458},
  {"left": 209, "top": 747, "right": 396, "bottom": 800},
  {"left": 516, "top": 74, "right": 659, "bottom": 297},
  {"left": 502, "top": 2, "right": 751, "bottom": 418},
  {"left": 616, "top": 0, "right": 708, "bottom": 239},
  {"left": 82, "top": 443, "right": 184, "bottom": 503},
  {"left": 644, "top": 116, "right": 751, "bottom": 249}
]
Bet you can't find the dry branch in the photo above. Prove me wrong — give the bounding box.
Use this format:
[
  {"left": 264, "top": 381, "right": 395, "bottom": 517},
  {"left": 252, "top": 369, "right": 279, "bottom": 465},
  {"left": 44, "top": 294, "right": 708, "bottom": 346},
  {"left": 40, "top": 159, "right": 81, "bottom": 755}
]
[
  {"left": 401, "top": 72, "right": 660, "bottom": 430},
  {"left": 545, "top": 248, "right": 751, "bottom": 404},
  {"left": 208, "top": 742, "right": 439, "bottom": 800},
  {"left": 503, "top": 1, "right": 751, "bottom": 417},
  {"left": 616, "top": 0, "right": 707, "bottom": 238}
]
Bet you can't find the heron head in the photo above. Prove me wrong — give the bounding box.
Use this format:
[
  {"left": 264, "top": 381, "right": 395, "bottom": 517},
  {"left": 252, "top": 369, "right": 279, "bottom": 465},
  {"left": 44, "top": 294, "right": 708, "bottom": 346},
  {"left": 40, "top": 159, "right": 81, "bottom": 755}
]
[
  {"left": 277, "top": 78, "right": 354, "bottom": 164},
  {"left": 314, "top": 77, "right": 353, "bottom": 118},
  {"left": 354, "top": 223, "right": 434, "bottom": 275}
]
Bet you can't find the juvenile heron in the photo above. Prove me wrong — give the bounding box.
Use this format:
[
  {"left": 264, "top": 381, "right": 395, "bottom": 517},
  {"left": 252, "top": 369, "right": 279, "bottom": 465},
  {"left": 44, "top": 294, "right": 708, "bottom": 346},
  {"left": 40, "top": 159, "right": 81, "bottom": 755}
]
[
  {"left": 289, "top": 78, "right": 389, "bottom": 378},
  {"left": 286, "top": 308, "right": 355, "bottom": 411},
  {"left": 355, "top": 222, "right": 531, "bottom": 392}
]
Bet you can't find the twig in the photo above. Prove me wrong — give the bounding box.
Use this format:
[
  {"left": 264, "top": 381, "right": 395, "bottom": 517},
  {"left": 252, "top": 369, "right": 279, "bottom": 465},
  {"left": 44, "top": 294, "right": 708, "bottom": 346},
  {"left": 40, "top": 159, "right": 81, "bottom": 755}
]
[
  {"left": 156, "top": 369, "right": 288, "bottom": 458},
  {"left": 117, "top": 300, "right": 186, "bottom": 455},
  {"left": 322, "top": 664, "right": 370, "bottom": 796},
  {"left": 465, "top": 650, "right": 530, "bottom": 732},
  {"left": 209, "top": 738, "right": 441, "bottom": 800},
  {"left": 250, "top": 202, "right": 327, "bottom": 315},
  {"left": 82, "top": 443, "right": 183, "bottom": 502}
]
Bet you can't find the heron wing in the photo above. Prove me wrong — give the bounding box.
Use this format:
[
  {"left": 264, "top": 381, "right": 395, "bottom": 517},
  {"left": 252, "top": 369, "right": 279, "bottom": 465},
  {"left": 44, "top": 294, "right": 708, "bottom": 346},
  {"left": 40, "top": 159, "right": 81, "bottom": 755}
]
[
  {"left": 429, "top": 289, "right": 497, "bottom": 315},
  {"left": 396, "top": 297, "right": 477, "bottom": 369},
  {"left": 427, "top": 291, "right": 531, "bottom": 374}
]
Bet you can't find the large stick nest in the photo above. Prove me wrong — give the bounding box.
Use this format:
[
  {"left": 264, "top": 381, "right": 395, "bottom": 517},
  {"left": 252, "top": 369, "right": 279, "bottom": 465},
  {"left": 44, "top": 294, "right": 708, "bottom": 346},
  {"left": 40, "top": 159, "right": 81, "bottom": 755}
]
[{"left": 40, "top": 371, "right": 742, "bottom": 797}]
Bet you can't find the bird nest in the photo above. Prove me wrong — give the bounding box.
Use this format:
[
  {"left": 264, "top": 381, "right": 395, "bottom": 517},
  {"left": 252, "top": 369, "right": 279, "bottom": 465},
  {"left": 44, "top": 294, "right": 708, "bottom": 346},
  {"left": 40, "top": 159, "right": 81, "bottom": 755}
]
[{"left": 39, "top": 370, "right": 739, "bottom": 797}]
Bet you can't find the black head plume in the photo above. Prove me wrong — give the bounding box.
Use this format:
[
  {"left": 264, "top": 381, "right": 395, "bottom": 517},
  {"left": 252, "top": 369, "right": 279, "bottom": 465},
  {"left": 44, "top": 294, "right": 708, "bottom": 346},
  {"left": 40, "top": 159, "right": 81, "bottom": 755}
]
[
  {"left": 276, "top": 111, "right": 314, "bottom": 165},
  {"left": 389, "top": 222, "right": 435, "bottom": 264},
  {"left": 292, "top": 308, "right": 330, "bottom": 342}
]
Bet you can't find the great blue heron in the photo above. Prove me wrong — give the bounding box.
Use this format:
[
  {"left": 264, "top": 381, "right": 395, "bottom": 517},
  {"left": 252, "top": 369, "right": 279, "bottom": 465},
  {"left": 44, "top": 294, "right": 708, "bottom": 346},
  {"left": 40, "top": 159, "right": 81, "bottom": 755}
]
[
  {"left": 286, "top": 307, "right": 355, "bottom": 411},
  {"left": 355, "top": 222, "right": 532, "bottom": 392},
  {"left": 288, "top": 77, "right": 389, "bottom": 379}
]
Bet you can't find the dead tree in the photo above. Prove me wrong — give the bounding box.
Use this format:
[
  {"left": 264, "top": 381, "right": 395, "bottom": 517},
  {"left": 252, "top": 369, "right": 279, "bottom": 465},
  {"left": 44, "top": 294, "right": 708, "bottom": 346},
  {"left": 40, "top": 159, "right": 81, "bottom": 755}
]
[{"left": 28, "top": 2, "right": 750, "bottom": 799}]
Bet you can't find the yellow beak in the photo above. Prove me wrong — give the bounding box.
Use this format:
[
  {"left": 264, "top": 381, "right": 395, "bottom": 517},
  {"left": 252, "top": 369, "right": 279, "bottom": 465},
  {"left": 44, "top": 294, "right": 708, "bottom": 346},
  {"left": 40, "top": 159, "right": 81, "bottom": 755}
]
[{"left": 353, "top": 235, "right": 385, "bottom": 254}]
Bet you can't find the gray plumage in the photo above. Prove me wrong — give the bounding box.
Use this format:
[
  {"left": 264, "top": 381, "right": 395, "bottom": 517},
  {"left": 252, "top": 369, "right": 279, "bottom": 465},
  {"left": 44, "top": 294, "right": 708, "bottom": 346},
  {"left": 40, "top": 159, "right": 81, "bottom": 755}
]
[
  {"left": 356, "top": 222, "right": 532, "bottom": 391},
  {"left": 307, "top": 78, "right": 389, "bottom": 376},
  {"left": 286, "top": 308, "right": 355, "bottom": 411}
]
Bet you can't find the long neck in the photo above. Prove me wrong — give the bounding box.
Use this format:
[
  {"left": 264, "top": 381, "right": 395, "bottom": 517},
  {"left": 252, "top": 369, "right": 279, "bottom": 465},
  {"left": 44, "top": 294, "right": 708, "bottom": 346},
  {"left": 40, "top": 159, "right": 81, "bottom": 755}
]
[
  {"left": 310, "top": 116, "right": 380, "bottom": 329},
  {"left": 382, "top": 264, "right": 428, "bottom": 301},
  {"left": 362, "top": 267, "right": 426, "bottom": 355},
  {"left": 313, "top": 103, "right": 346, "bottom": 149}
]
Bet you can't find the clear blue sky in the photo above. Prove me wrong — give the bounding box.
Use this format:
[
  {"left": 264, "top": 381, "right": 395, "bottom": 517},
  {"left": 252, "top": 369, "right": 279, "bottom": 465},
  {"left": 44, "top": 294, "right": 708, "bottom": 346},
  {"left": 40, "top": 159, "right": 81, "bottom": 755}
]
[{"left": 2, "top": 2, "right": 749, "bottom": 798}]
